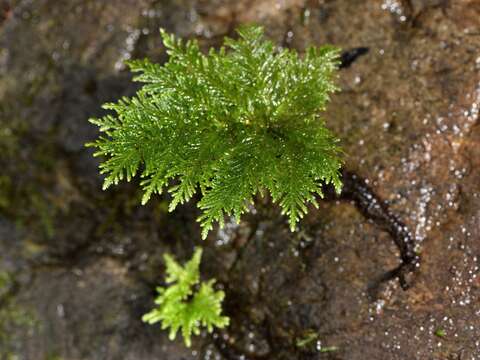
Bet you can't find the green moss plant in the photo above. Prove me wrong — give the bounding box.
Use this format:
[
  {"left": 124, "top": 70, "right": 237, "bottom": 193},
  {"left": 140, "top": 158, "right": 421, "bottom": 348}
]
[
  {"left": 142, "top": 248, "right": 229, "bottom": 347},
  {"left": 88, "top": 25, "right": 343, "bottom": 239}
]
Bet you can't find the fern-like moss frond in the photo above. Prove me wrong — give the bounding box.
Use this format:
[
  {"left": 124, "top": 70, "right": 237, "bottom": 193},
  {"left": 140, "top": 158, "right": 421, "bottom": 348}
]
[
  {"left": 88, "top": 25, "right": 343, "bottom": 238},
  {"left": 142, "top": 248, "right": 229, "bottom": 347}
]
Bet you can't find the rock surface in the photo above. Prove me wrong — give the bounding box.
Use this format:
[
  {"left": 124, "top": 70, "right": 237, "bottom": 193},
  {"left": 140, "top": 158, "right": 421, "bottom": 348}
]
[{"left": 1, "top": 0, "right": 479, "bottom": 359}]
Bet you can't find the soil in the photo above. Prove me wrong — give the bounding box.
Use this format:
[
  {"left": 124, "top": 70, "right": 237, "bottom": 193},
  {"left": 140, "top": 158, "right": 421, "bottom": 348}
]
[{"left": 1, "top": 0, "right": 479, "bottom": 359}]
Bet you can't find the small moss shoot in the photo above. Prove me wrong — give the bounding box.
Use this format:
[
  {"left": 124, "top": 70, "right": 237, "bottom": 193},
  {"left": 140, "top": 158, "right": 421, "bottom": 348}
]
[
  {"left": 142, "top": 248, "right": 229, "bottom": 347},
  {"left": 434, "top": 328, "right": 446, "bottom": 338}
]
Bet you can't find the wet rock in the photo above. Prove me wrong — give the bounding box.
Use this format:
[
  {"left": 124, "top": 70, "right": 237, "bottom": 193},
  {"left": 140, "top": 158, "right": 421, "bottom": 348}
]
[
  {"left": 18, "top": 258, "right": 198, "bottom": 359},
  {"left": 1, "top": 0, "right": 480, "bottom": 359}
]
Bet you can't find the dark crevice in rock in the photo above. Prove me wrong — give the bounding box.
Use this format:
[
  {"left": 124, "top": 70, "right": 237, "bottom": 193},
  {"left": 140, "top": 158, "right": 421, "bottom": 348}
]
[
  {"left": 339, "top": 47, "right": 369, "bottom": 69},
  {"left": 331, "top": 170, "right": 419, "bottom": 291}
]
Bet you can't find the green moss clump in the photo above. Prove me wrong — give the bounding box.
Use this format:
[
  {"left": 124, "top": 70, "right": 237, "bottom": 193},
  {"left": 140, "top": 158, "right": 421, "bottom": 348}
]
[{"left": 88, "top": 25, "right": 342, "bottom": 238}]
